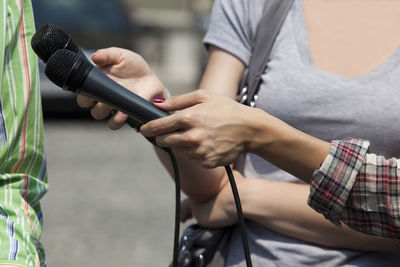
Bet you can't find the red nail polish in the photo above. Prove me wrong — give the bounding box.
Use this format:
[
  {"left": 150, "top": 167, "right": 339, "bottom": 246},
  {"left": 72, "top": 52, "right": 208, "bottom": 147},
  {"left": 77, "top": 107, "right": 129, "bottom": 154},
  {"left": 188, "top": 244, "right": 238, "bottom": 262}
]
[{"left": 152, "top": 97, "right": 165, "bottom": 103}]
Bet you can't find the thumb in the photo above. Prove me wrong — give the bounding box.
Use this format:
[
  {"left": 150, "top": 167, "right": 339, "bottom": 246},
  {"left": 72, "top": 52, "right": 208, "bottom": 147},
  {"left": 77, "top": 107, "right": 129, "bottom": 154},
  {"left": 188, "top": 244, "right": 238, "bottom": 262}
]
[
  {"left": 92, "top": 47, "right": 123, "bottom": 67},
  {"left": 152, "top": 90, "right": 209, "bottom": 111}
]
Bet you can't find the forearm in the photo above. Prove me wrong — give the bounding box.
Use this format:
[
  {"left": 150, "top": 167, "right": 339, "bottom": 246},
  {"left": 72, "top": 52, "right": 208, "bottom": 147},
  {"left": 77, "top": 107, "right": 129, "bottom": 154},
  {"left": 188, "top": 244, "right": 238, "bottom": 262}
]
[
  {"left": 244, "top": 108, "right": 330, "bottom": 183},
  {"left": 241, "top": 178, "right": 400, "bottom": 252},
  {"left": 154, "top": 147, "right": 228, "bottom": 202}
]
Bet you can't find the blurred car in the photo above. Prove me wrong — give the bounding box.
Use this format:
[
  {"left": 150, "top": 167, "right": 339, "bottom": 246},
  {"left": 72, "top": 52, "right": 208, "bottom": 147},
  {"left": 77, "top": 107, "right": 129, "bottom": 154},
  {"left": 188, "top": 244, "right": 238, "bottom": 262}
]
[{"left": 32, "top": 0, "right": 136, "bottom": 118}]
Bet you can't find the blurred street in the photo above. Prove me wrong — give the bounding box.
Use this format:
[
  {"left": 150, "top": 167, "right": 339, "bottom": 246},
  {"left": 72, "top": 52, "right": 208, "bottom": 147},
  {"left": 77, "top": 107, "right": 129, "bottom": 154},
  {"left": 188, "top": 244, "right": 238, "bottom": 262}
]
[{"left": 42, "top": 119, "right": 192, "bottom": 266}]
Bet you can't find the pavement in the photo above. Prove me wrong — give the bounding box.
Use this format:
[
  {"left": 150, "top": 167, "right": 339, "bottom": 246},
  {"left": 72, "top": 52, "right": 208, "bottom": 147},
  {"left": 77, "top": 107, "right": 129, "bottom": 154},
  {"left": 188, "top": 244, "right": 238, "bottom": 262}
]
[{"left": 41, "top": 119, "right": 192, "bottom": 267}]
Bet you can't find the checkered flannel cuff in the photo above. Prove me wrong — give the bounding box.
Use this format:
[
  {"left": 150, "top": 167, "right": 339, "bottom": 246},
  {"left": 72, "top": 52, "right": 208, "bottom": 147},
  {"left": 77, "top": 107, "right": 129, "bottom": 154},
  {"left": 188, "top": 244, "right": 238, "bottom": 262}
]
[{"left": 307, "top": 138, "right": 370, "bottom": 227}]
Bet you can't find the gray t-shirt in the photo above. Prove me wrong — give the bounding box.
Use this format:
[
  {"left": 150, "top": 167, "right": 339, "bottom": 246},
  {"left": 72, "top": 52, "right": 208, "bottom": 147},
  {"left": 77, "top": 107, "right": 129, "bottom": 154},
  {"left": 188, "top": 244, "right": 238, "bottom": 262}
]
[{"left": 203, "top": 0, "right": 400, "bottom": 266}]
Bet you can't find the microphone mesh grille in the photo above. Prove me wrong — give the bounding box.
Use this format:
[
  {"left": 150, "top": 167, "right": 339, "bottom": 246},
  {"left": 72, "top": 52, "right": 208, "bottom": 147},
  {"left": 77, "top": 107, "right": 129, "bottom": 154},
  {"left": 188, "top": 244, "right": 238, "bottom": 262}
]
[
  {"left": 31, "top": 24, "right": 79, "bottom": 62},
  {"left": 45, "top": 49, "right": 92, "bottom": 90}
]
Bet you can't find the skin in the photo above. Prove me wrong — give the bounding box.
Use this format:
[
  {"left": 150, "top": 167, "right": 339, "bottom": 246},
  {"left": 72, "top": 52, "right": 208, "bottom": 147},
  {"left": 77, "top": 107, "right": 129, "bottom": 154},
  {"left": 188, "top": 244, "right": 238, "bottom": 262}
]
[
  {"left": 77, "top": 47, "right": 167, "bottom": 129},
  {"left": 77, "top": 1, "right": 400, "bottom": 252},
  {"left": 141, "top": 89, "right": 329, "bottom": 180},
  {"left": 302, "top": 0, "right": 400, "bottom": 78}
]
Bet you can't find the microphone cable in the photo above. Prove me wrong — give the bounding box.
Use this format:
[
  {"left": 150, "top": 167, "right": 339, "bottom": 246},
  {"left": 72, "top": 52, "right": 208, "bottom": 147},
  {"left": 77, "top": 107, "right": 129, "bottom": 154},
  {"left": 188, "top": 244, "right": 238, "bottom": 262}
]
[
  {"left": 164, "top": 155, "right": 253, "bottom": 267},
  {"left": 128, "top": 119, "right": 181, "bottom": 267},
  {"left": 165, "top": 147, "right": 181, "bottom": 267},
  {"left": 225, "top": 165, "right": 252, "bottom": 267},
  {"left": 127, "top": 117, "right": 252, "bottom": 267}
]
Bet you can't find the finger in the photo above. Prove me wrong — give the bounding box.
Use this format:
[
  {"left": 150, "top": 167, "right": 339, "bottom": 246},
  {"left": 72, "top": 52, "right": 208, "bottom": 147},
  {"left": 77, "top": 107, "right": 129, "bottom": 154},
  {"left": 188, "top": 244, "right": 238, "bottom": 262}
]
[
  {"left": 90, "top": 102, "right": 113, "bottom": 120},
  {"left": 151, "top": 90, "right": 210, "bottom": 112},
  {"left": 77, "top": 95, "right": 96, "bottom": 108},
  {"left": 140, "top": 112, "right": 188, "bottom": 137},
  {"left": 107, "top": 111, "right": 128, "bottom": 130},
  {"left": 92, "top": 47, "right": 125, "bottom": 67}
]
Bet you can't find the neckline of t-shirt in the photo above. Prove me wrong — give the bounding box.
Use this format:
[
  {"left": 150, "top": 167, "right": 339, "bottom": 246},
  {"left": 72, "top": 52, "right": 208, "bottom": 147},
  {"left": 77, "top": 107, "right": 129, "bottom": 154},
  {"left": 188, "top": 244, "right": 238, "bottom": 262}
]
[{"left": 291, "top": 0, "right": 400, "bottom": 83}]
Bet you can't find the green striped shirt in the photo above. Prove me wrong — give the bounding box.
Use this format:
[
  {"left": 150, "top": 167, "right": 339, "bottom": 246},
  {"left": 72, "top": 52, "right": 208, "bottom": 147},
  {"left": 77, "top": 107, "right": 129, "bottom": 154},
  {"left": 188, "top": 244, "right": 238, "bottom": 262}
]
[{"left": 0, "top": 0, "right": 48, "bottom": 266}]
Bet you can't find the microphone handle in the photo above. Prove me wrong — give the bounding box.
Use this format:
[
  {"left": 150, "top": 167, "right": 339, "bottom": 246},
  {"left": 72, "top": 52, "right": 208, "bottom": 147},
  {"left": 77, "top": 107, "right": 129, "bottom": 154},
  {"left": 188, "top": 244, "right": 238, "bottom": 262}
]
[
  {"left": 81, "top": 89, "right": 162, "bottom": 148},
  {"left": 76, "top": 51, "right": 144, "bottom": 129},
  {"left": 80, "top": 90, "right": 144, "bottom": 130},
  {"left": 76, "top": 67, "right": 169, "bottom": 123}
]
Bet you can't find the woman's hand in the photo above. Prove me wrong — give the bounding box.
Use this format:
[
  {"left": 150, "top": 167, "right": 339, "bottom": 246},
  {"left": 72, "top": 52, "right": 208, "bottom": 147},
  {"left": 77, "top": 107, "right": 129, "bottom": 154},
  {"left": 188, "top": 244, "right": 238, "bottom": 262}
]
[
  {"left": 77, "top": 47, "right": 167, "bottom": 130},
  {"left": 181, "top": 170, "right": 246, "bottom": 228},
  {"left": 141, "top": 90, "right": 265, "bottom": 168}
]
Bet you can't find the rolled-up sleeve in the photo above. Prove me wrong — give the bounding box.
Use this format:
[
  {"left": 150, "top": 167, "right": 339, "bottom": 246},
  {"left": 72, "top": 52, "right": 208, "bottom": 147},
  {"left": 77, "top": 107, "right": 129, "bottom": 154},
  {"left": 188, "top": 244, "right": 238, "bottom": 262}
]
[{"left": 308, "top": 138, "right": 400, "bottom": 238}]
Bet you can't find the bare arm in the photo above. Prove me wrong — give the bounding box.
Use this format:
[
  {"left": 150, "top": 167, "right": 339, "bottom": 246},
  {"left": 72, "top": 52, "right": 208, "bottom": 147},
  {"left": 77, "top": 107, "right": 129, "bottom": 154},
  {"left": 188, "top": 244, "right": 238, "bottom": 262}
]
[
  {"left": 145, "top": 88, "right": 330, "bottom": 181},
  {"left": 148, "top": 46, "right": 400, "bottom": 251},
  {"left": 153, "top": 46, "right": 246, "bottom": 201},
  {"left": 186, "top": 169, "right": 400, "bottom": 252},
  {"left": 242, "top": 179, "right": 400, "bottom": 252}
]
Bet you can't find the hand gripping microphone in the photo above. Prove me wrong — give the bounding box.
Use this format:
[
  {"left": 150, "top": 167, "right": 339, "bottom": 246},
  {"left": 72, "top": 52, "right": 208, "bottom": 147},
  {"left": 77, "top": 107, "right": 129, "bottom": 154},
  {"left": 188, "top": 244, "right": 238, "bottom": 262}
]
[{"left": 45, "top": 49, "right": 169, "bottom": 123}]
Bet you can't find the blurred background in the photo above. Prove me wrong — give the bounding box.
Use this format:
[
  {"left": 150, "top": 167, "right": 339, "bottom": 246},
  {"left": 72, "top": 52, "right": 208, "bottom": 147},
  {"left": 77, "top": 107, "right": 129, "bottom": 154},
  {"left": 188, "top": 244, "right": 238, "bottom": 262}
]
[{"left": 31, "top": 0, "right": 213, "bottom": 266}]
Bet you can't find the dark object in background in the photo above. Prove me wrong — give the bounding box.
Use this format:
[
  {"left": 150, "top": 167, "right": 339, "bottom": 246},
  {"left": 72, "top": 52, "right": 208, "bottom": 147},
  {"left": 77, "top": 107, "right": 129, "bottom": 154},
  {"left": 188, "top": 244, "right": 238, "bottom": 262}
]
[
  {"left": 32, "top": 0, "right": 134, "bottom": 50},
  {"left": 32, "top": 0, "right": 136, "bottom": 118}
]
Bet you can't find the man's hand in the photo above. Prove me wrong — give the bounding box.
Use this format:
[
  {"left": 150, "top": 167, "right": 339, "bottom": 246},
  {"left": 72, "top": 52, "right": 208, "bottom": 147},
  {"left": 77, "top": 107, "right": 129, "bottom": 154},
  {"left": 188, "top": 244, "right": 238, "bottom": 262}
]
[{"left": 77, "top": 47, "right": 167, "bottom": 130}]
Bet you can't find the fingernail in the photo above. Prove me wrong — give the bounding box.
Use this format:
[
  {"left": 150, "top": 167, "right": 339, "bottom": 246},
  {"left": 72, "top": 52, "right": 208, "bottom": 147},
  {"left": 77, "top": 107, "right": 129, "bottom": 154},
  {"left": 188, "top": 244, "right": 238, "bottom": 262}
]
[{"left": 152, "top": 97, "right": 165, "bottom": 103}]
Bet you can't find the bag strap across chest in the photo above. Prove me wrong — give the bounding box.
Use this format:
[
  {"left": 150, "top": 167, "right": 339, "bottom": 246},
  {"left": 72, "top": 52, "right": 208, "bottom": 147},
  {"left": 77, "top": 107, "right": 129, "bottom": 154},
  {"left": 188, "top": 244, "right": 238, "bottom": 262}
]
[{"left": 238, "top": 0, "right": 295, "bottom": 107}]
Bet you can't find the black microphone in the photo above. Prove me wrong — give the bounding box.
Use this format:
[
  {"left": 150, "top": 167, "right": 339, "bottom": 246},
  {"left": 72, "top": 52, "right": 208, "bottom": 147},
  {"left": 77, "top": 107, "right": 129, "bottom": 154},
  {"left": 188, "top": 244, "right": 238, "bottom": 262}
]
[
  {"left": 31, "top": 24, "right": 85, "bottom": 63},
  {"left": 32, "top": 24, "right": 145, "bottom": 129},
  {"left": 45, "top": 49, "right": 169, "bottom": 123}
]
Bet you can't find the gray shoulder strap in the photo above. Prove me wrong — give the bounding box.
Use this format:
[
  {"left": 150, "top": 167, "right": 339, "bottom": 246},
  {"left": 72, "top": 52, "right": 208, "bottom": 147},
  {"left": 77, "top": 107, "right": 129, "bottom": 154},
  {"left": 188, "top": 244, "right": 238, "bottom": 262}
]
[{"left": 238, "top": 0, "right": 294, "bottom": 107}]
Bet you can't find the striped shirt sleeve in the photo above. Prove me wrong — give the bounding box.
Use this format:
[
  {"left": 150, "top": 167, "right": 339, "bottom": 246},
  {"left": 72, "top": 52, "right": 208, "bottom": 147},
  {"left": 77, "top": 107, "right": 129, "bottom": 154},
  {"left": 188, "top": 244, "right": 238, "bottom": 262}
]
[
  {"left": 0, "top": 0, "right": 48, "bottom": 266},
  {"left": 308, "top": 138, "right": 400, "bottom": 239}
]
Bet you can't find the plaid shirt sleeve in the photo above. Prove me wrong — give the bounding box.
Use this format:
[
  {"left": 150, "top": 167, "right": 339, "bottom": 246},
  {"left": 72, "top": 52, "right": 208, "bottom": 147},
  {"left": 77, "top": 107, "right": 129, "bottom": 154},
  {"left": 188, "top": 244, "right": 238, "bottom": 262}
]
[{"left": 308, "top": 138, "right": 400, "bottom": 239}]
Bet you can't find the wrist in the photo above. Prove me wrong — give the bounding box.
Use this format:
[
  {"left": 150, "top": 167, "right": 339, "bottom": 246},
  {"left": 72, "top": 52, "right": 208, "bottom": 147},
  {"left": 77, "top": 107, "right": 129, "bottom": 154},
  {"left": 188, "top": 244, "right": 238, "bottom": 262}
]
[
  {"left": 243, "top": 108, "right": 286, "bottom": 155},
  {"left": 144, "top": 73, "right": 169, "bottom": 99},
  {"left": 242, "top": 108, "right": 330, "bottom": 183}
]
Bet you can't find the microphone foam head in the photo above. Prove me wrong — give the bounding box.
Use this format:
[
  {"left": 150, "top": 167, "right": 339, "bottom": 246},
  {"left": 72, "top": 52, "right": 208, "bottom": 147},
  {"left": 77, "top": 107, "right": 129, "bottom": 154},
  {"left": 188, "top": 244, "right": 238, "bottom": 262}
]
[
  {"left": 31, "top": 24, "right": 79, "bottom": 62},
  {"left": 45, "top": 49, "right": 92, "bottom": 91}
]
